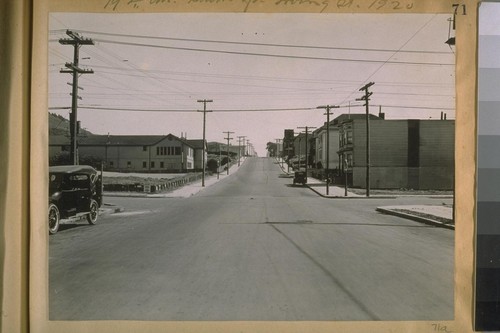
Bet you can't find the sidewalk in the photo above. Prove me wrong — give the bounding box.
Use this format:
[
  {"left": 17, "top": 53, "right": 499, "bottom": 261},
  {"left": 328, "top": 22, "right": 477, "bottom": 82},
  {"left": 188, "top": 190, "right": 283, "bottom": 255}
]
[
  {"left": 376, "top": 205, "right": 454, "bottom": 230},
  {"left": 104, "top": 159, "right": 246, "bottom": 199},
  {"left": 275, "top": 157, "right": 454, "bottom": 229}
]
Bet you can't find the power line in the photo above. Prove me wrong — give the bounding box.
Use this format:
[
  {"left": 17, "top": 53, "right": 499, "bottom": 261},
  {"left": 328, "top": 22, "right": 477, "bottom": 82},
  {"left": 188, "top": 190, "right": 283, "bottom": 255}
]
[
  {"left": 49, "top": 106, "right": 317, "bottom": 112},
  {"left": 50, "top": 105, "right": 453, "bottom": 112},
  {"left": 339, "top": 14, "right": 445, "bottom": 106},
  {"left": 57, "top": 28, "right": 453, "bottom": 55},
  {"left": 83, "top": 64, "right": 455, "bottom": 88},
  {"left": 92, "top": 38, "right": 455, "bottom": 67}
]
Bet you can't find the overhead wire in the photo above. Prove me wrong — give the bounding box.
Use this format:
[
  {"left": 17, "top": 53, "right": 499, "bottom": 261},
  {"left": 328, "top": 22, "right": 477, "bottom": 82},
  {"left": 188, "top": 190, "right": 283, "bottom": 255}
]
[
  {"left": 64, "top": 29, "right": 454, "bottom": 55},
  {"left": 91, "top": 38, "right": 454, "bottom": 67},
  {"left": 338, "top": 14, "right": 450, "bottom": 106},
  {"left": 48, "top": 19, "right": 455, "bottom": 118}
]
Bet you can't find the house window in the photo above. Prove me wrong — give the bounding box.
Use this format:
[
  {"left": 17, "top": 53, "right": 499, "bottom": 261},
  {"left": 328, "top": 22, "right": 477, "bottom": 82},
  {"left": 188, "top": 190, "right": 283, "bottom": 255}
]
[
  {"left": 127, "top": 161, "right": 131, "bottom": 168},
  {"left": 175, "top": 147, "right": 181, "bottom": 155},
  {"left": 346, "top": 131, "right": 353, "bottom": 144},
  {"left": 143, "top": 146, "right": 147, "bottom": 151},
  {"left": 346, "top": 154, "right": 353, "bottom": 167},
  {"left": 143, "top": 161, "right": 147, "bottom": 168},
  {"left": 160, "top": 161, "right": 164, "bottom": 168},
  {"left": 109, "top": 161, "right": 114, "bottom": 167},
  {"left": 151, "top": 161, "right": 155, "bottom": 168}
]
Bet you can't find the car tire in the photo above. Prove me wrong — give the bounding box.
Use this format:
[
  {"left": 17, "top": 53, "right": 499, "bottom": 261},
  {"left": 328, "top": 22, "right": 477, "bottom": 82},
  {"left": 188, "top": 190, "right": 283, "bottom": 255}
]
[
  {"left": 87, "top": 199, "right": 99, "bottom": 225},
  {"left": 49, "top": 204, "right": 60, "bottom": 235}
]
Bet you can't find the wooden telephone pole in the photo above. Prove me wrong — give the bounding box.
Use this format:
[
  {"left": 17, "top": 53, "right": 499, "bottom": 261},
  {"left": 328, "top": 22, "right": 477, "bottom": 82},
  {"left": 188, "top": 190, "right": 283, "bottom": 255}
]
[
  {"left": 317, "top": 105, "right": 339, "bottom": 195},
  {"left": 197, "top": 99, "right": 213, "bottom": 187},
  {"left": 297, "top": 126, "right": 316, "bottom": 181},
  {"left": 223, "top": 131, "right": 234, "bottom": 175},
  {"left": 357, "top": 82, "right": 375, "bottom": 197},
  {"left": 237, "top": 135, "right": 246, "bottom": 166},
  {"left": 59, "top": 30, "right": 94, "bottom": 165}
]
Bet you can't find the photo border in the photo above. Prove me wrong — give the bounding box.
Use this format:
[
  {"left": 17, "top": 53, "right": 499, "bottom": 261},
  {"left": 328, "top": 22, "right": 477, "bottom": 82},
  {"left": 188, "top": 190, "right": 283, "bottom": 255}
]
[{"left": 28, "top": 0, "right": 477, "bottom": 332}]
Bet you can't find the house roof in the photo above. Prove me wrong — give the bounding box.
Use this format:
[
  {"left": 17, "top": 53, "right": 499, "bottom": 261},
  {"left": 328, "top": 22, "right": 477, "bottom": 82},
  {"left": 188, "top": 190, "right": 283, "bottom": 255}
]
[
  {"left": 184, "top": 139, "right": 206, "bottom": 149},
  {"left": 333, "top": 113, "right": 381, "bottom": 125},
  {"left": 81, "top": 135, "right": 168, "bottom": 146},
  {"left": 49, "top": 165, "right": 98, "bottom": 174},
  {"left": 312, "top": 113, "right": 382, "bottom": 134},
  {"left": 49, "top": 133, "right": 197, "bottom": 148}
]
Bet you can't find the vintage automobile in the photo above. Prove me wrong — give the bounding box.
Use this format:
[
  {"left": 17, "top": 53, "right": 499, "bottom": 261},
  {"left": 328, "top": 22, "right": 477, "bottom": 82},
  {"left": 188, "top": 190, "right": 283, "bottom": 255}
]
[
  {"left": 48, "top": 165, "right": 102, "bottom": 234},
  {"left": 293, "top": 170, "right": 307, "bottom": 185}
]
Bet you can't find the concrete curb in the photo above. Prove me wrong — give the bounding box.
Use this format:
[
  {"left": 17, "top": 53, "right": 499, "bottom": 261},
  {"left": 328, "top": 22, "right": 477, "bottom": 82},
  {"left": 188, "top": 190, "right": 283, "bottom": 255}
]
[
  {"left": 306, "top": 184, "right": 397, "bottom": 199},
  {"left": 99, "top": 204, "right": 125, "bottom": 215},
  {"left": 103, "top": 192, "right": 166, "bottom": 198},
  {"left": 376, "top": 207, "right": 455, "bottom": 230}
]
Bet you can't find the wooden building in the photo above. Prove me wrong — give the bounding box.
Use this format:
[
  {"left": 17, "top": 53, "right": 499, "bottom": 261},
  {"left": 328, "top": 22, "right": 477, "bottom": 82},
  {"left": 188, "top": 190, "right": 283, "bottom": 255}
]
[
  {"left": 337, "top": 117, "right": 454, "bottom": 189},
  {"left": 49, "top": 134, "right": 207, "bottom": 172}
]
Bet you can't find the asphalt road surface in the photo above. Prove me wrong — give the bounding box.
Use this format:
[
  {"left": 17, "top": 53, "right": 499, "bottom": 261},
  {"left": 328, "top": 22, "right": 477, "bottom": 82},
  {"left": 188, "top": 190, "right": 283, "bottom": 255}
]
[{"left": 50, "top": 157, "right": 454, "bottom": 321}]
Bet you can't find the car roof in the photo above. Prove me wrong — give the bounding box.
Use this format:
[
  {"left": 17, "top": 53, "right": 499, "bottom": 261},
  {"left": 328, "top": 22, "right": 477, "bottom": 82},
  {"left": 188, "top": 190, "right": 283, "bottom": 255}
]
[{"left": 49, "top": 165, "right": 98, "bottom": 175}]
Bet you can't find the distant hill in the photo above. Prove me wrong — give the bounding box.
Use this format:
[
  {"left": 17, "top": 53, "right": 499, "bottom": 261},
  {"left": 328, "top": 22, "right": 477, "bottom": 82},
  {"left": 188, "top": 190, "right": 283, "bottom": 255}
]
[{"left": 49, "top": 112, "right": 94, "bottom": 137}]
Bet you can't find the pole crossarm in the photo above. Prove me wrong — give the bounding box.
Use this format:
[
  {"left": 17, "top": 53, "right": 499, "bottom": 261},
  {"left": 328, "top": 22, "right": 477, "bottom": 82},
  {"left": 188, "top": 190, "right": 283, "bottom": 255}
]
[
  {"left": 61, "top": 62, "right": 94, "bottom": 74},
  {"left": 59, "top": 30, "right": 95, "bottom": 45}
]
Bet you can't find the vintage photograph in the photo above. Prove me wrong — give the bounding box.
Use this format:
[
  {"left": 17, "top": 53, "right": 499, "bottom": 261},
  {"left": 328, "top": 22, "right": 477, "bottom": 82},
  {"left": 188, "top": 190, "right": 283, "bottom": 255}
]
[{"left": 48, "top": 12, "right": 456, "bottom": 321}]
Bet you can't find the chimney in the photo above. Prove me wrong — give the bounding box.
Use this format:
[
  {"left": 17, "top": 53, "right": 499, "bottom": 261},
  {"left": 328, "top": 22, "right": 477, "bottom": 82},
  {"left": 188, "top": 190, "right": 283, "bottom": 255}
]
[{"left": 378, "top": 105, "right": 385, "bottom": 119}]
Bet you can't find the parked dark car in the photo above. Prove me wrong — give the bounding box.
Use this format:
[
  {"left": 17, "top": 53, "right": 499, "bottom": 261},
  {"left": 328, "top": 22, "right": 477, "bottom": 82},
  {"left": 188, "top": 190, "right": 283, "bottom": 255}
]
[
  {"left": 48, "top": 165, "right": 102, "bottom": 234},
  {"left": 293, "top": 171, "right": 307, "bottom": 185}
]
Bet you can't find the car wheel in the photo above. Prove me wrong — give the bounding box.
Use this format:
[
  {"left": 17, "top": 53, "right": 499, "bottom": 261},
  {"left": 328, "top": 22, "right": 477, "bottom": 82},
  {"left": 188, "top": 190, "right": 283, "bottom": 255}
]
[
  {"left": 86, "top": 199, "right": 99, "bottom": 225},
  {"left": 48, "top": 204, "right": 60, "bottom": 235}
]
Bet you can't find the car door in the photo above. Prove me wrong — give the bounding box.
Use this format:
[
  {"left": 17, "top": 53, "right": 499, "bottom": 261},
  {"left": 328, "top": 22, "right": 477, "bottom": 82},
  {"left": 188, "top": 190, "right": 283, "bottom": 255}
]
[
  {"left": 73, "top": 174, "right": 92, "bottom": 213},
  {"left": 60, "top": 174, "right": 78, "bottom": 216}
]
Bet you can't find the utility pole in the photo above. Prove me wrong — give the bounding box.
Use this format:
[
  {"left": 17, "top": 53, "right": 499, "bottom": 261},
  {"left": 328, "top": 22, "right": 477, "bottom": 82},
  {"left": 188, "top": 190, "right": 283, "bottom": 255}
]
[
  {"left": 197, "top": 99, "right": 213, "bottom": 187},
  {"left": 298, "top": 136, "right": 302, "bottom": 170},
  {"left": 224, "top": 131, "right": 234, "bottom": 175},
  {"left": 357, "top": 82, "right": 375, "bottom": 197},
  {"left": 297, "top": 126, "right": 316, "bottom": 180},
  {"left": 275, "top": 139, "right": 283, "bottom": 168},
  {"left": 59, "top": 30, "right": 94, "bottom": 165},
  {"left": 285, "top": 147, "right": 293, "bottom": 173},
  {"left": 317, "top": 105, "right": 339, "bottom": 195},
  {"left": 218, "top": 143, "right": 221, "bottom": 180},
  {"left": 237, "top": 136, "right": 246, "bottom": 167},
  {"left": 247, "top": 141, "right": 251, "bottom": 158}
]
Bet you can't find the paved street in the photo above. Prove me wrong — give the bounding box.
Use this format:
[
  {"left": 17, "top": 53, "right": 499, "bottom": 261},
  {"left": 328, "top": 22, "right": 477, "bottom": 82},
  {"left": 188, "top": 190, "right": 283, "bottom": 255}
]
[{"left": 49, "top": 157, "right": 454, "bottom": 321}]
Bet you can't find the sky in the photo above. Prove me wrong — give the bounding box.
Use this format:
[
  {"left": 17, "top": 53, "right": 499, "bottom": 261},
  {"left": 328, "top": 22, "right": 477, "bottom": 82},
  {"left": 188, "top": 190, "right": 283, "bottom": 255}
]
[{"left": 49, "top": 13, "right": 455, "bottom": 156}]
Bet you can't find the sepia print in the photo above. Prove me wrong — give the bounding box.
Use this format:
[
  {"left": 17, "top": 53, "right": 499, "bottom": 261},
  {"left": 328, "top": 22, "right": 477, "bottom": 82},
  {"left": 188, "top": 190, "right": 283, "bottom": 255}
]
[{"left": 46, "top": 9, "right": 456, "bottom": 325}]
